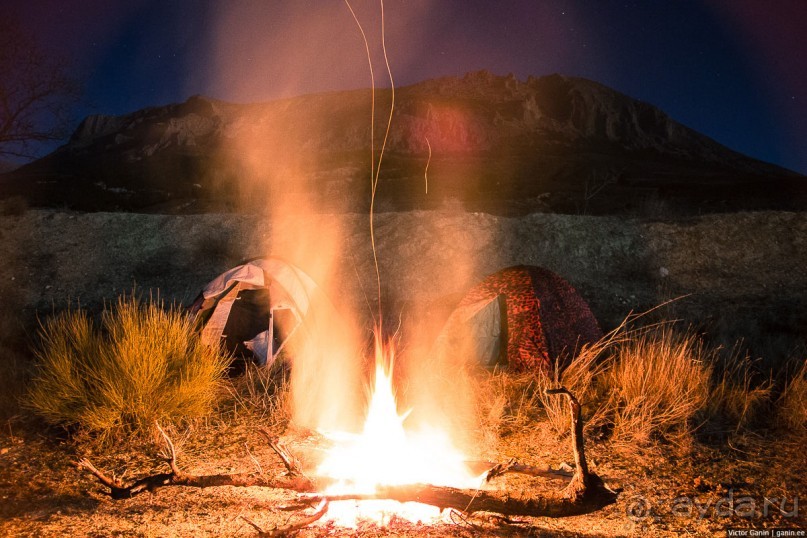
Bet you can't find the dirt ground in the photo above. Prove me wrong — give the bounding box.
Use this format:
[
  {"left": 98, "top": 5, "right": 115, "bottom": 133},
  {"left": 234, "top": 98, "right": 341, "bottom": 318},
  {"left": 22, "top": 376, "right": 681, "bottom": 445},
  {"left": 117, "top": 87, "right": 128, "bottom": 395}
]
[
  {"left": 0, "top": 208, "right": 805, "bottom": 536},
  {"left": 0, "top": 411, "right": 804, "bottom": 537}
]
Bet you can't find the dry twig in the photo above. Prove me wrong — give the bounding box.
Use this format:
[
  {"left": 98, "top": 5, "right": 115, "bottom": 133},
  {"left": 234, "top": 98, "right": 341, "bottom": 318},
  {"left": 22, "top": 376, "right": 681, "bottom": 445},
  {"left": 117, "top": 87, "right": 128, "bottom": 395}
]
[
  {"left": 78, "top": 423, "right": 315, "bottom": 499},
  {"left": 241, "top": 499, "right": 329, "bottom": 537}
]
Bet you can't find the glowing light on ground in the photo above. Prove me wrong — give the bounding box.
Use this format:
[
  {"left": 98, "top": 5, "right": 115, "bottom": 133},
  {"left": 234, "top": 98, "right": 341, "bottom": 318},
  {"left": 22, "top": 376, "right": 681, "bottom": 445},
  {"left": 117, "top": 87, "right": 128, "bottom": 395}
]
[{"left": 314, "top": 335, "right": 485, "bottom": 526}]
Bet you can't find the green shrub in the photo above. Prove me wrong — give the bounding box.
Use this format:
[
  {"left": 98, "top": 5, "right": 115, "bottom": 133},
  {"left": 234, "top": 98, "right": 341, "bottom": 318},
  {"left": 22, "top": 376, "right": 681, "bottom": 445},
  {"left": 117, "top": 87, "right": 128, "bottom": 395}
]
[{"left": 27, "top": 295, "right": 230, "bottom": 439}]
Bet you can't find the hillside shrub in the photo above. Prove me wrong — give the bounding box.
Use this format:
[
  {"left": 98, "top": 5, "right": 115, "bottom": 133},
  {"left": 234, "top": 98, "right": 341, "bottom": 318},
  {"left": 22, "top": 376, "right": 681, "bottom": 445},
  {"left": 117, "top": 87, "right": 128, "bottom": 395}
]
[{"left": 27, "top": 294, "right": 229, "bottom": 440}]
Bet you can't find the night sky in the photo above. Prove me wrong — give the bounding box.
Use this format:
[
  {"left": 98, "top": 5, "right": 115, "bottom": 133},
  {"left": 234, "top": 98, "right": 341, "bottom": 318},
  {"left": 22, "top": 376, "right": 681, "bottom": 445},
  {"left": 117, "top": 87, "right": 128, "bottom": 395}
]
[{"left": 6, "top": 0, "right": 807, "bottom": 174}]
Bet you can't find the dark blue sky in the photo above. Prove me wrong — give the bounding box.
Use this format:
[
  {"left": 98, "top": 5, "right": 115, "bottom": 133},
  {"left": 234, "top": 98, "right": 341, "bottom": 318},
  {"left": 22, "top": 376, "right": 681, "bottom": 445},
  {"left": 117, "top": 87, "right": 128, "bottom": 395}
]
[{"left": 8, "top": 0, "right": 807, "bottom": 174}]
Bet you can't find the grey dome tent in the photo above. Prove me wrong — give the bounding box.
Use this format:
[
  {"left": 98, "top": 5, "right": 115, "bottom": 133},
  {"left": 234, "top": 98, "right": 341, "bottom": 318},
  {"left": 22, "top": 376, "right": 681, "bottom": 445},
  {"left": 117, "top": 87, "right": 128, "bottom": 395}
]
[
  {"left": 190, "top": 257, "right": 327, "bottom": 368},
  {"left": 432, "top": 266, "right": 602, "bottom": 372}
]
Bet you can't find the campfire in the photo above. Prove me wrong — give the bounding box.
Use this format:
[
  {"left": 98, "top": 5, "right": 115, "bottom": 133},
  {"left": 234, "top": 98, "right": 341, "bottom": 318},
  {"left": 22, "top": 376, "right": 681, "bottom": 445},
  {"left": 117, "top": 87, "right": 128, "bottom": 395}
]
[
  {"left": 312, "top": 333, "right": 486, "bottom": 526},
  {"left": 75, "top": 2, "right": 618, "bottom": 532},
  {"left": 79, "top": 371, "right": 617, "bottom": 534}
]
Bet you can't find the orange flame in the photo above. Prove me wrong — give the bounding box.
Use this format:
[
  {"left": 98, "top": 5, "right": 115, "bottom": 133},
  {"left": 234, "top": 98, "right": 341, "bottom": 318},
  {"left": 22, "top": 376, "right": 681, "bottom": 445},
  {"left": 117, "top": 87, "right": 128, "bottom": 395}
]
[{"left": 315, "top": 333, "right": 484, "bottom": 526}]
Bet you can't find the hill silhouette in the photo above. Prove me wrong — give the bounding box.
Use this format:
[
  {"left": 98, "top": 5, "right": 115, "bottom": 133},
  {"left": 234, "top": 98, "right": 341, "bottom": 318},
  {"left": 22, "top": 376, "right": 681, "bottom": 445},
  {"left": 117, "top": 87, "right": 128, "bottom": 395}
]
[{"left": 2, "top": 71, "right": 804, "bottom": 215}]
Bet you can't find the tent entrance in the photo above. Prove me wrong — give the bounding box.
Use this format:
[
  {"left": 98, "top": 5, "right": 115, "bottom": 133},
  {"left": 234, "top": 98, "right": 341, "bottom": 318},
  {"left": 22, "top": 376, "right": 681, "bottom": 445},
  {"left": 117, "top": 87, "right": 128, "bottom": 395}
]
[
  {"left": 464, "top": 294, "right": 507, "bottom": 368},
  {"left": 431, "top": 294, "right": 508, "bottom": 369}
]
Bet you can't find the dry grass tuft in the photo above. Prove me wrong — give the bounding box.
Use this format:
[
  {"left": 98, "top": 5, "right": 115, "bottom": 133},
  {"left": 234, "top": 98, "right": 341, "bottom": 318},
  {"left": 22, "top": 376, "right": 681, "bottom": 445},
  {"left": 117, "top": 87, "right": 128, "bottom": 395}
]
[
  {"left": 702, "top": 351, "right": 771, "bottom": 437},
  {"left": 536, "top": 325, "right": 623, "bottom": 436},
  {"left": 472, "top": 315, "right": 794, "bottom": 458},
  {"left": 471, "top": 369, "right": 544, "bottom": 454},
  {"left": 777, "top": 359, "right": 807, "bottom": 435},
  {"left": 604, "top": 326, "right": 712, "bottom": 451},
  {"left": 27, "top": 294, "right": 230, "bottom": 441},
  {"left": 221, "top": 360, "right": 291, "bottom": 431}
]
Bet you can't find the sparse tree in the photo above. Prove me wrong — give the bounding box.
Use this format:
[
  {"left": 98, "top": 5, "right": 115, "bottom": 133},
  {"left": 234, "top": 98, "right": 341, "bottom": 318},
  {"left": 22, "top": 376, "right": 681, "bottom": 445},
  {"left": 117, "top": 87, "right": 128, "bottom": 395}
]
[{"left": 0, "top": 14, "right": 81, "bottom": 160}]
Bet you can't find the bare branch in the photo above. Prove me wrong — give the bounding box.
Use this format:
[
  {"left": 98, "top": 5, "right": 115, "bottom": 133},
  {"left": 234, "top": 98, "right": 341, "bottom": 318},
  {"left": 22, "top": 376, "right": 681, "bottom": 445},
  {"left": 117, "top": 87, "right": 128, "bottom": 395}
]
[
  {"left": 155, "top": 422, "right": 182, "bottom": 478},
  {"left": 245, "top": 442, "right": 264, "bottom": 475},
  {"left": 0, "top": 13, "right": 81, "bottom": 159},
  {"left": 77, "top": 458, "right": 127, "bottom": 491},
  {"left": 485, "top": 458, "right": 573, "bottom": 482},
  {"left": 259, "top": 429, "right": 305, "bottom": 477},
  {"left": 78, "top": 428, "right": 316, "bottom": 499},
  {"left": 545, "top": 386, "right": 591, "bottom": 497},
  {"left": 241, "top": 499, "right": 329, "bottom": 537}
]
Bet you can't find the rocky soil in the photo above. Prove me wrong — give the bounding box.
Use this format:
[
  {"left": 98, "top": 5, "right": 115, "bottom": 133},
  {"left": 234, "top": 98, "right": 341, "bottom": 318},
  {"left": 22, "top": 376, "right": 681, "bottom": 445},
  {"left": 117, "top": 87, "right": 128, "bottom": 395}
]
[
  {"left": 1, "top": 208, "right": 805, "bottom": 537},
  {"left": 2, "top": 208, "right": 805, "bottom": 364}
]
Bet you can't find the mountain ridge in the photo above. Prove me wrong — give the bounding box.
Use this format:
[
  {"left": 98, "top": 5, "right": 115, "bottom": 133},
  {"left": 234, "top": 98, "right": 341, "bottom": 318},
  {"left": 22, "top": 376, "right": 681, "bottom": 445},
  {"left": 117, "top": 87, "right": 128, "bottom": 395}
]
[{"left": 2, "top": 71, "right": 803, "bottom": 215}]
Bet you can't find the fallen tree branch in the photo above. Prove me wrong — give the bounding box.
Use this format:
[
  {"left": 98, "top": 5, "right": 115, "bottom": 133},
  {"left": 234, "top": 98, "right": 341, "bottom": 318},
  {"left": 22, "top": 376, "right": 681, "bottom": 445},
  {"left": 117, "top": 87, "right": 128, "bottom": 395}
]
[
  {"left": 78, "top": 458, "right": 314, "bottom": 499},
  {"left": 258, "top": 429, "right": 305, "bottom": 477},
  {"left": 78, "top": 423, "right": 315, "bottom": 499},
  {"left": 301, "top": 479, "right": 613, "bottom": 518},
  {"left": 156, "top": 422, "right": 183, "bottom": 477}
]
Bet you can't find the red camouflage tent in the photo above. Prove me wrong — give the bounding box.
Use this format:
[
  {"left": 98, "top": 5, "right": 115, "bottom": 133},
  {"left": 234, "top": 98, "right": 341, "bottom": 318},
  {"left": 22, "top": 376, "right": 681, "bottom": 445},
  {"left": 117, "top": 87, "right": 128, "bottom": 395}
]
[{"left": 434, "top": 266, "right": 603, "bottom": 372}]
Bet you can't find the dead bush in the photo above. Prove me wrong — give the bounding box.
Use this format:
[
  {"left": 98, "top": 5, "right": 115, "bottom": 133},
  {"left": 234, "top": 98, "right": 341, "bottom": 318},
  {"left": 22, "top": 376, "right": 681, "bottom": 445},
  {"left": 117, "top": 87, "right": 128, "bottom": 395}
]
[
  {"left": 221, "top": 360, "right": 291, "bottom": 430},
  {"left": 536, "top": 324, "right": 622, "bottom": 437},
  {"left": 473, "top": 370, "right": 543, "bottom": 443}
]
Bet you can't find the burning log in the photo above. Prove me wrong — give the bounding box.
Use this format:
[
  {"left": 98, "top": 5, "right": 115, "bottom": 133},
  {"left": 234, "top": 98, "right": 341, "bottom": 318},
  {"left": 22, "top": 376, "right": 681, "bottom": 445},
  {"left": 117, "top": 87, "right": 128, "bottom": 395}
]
[
  {"left": 301, "top": 479, "right": 610, "bottom": 518},
  {"left": 78, "top": 425, "right": 315, "bottom": 499}
]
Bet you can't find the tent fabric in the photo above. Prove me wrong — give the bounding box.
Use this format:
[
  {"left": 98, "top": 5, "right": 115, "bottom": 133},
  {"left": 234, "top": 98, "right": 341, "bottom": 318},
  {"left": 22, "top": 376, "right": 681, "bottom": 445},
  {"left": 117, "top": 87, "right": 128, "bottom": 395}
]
[
  {"left": 440, "top": 265, "right": 602, "bottom": 372},
  {"left": 190, "top": 257, "right": 320, "bottom": 367},
  {"left": 441, "top": 294, "right": 505, "bottom": 369}
]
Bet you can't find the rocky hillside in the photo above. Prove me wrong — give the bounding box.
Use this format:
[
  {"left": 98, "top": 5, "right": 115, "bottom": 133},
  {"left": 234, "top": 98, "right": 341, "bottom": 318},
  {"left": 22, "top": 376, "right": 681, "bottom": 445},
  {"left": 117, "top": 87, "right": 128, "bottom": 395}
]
[
  {"left": 2, "top": 71, "right": 804, "bottom": 215},
  {"left": 2, "top": 209, "right": 804, "bottom": 365}
]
